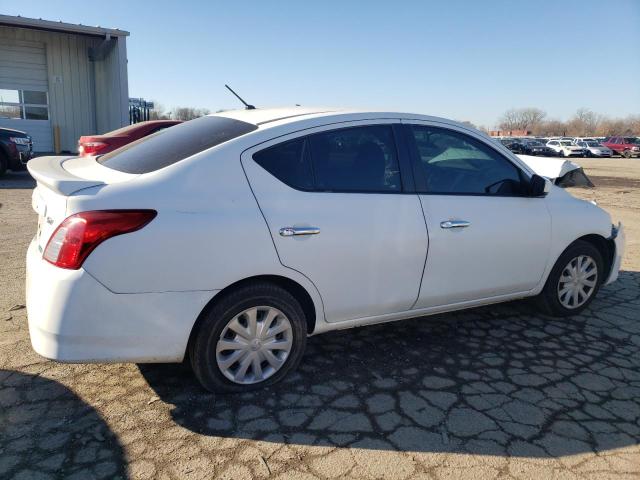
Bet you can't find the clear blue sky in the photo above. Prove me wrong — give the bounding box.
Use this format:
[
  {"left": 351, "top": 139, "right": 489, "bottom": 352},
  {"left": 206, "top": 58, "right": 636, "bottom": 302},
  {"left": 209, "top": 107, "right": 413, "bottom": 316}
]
[{"left": 4, "top": 0, "right": 640, "bottom": 127}]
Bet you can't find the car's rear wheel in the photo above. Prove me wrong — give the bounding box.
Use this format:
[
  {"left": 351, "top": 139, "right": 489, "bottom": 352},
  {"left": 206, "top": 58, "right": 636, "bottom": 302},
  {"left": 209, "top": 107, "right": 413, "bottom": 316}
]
[
  {"left": 535, "top": 240, "right": 604, "bottom": 317},
  {"left": 189, "top": 281, "right": 307, "bottom": 393}
]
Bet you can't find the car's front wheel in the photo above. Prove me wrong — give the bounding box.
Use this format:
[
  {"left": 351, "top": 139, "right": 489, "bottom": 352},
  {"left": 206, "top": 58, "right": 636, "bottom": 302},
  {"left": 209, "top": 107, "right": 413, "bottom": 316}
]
[
  {"left": 535, "top": 240, "right": 604, "bottom": 317},
  {"left": 189, "top": 281, "right": 307, "bottom": 393}
]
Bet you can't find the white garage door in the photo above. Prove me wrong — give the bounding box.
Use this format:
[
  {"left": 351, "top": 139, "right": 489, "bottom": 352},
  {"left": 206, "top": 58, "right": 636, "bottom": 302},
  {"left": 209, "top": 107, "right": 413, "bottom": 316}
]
[{"left": 0, "top": 39, "right": 53, "bottom": 152}]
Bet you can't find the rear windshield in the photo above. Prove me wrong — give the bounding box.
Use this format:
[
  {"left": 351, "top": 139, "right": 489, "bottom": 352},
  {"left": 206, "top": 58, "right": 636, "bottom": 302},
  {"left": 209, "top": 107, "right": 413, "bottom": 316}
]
[{"left": 97, "top": 116, "right": 258, "bottom": 173}]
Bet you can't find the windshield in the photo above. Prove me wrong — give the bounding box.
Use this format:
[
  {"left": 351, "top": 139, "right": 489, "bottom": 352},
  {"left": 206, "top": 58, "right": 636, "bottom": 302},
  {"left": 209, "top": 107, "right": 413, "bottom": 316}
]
[
  {"left": 560, "top": 141, "right": 573, "bottom": 146},
  {"left": 98, "top": 116, "right": 258, "bottom": 174},
  {"left": 528, "top": 141, "right": 543, "bottom": 146},
  {"left": 585, "top": 141, "right": 602, "bottom": 147},
  {"left": 623, "top": 137, "right": 639, "bottom": 144}
]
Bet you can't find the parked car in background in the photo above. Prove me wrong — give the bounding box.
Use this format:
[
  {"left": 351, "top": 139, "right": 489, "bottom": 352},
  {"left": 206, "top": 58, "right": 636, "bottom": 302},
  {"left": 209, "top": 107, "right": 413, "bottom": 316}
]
[
  {"left": 575, "top": 140, "right": 613, "bottom": 157},
  {"left": 546, "top": 139, "right": 586, "bottom": 157},
  {"left": 602, "top": 136, "right": 640, "bottom": 158},
  {"left": 0, "top": 127, "right": 33, "bottom": 176},
  {"left": 78, "top": 120, "right": 182, "bottom": 157},
  {"left": 498, "top": 138, "right": 526, "bottom": 154},
  {"left": 572, "top": 137, "right": 598, "bottom": 144},
  {"left": 26, "top": 108, "right": 624, "bottom": 393},
  {"left": 520, "top": 139, "right": 555, "bottom": 156}
]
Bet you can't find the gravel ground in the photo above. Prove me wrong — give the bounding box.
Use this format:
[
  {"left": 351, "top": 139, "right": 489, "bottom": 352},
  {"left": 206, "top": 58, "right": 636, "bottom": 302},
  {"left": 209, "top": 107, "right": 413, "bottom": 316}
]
[{"left": 1, "top": 158, "right": 639, "bottom": 479}]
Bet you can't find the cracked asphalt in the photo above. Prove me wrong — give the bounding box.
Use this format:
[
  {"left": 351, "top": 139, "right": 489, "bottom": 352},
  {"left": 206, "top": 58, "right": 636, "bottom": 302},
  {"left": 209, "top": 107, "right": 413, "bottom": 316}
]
[{"left": 1, "top": 157, "right": 639, "bottom": 479}]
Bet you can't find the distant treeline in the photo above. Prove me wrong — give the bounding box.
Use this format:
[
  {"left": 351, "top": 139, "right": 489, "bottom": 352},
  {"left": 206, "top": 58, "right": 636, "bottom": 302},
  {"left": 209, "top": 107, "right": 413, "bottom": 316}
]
[
  {"left": 149, "top": 102, "right": 640, "bottom": 136},
  {"left": 468, "top": 108, "right": 640, "bottom": 136}
]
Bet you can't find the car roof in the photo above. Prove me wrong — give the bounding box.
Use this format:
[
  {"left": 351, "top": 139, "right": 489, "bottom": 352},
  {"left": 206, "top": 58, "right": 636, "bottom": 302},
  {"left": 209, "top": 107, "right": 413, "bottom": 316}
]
[{"left": 212, "top": 107, "right": 472, "bottom": 130}]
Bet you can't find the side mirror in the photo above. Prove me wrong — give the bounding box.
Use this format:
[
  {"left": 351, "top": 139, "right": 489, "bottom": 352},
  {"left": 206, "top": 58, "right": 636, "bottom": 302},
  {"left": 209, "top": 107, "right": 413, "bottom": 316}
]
[{"left": 529, "top": 174, "right": 549, "bottom": 197}]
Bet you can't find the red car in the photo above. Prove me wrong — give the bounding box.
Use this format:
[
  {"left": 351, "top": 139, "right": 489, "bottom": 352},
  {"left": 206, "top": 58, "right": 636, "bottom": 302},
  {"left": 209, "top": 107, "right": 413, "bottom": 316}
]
[
  {"left": 78, "top": 120, "right": 182, "bottom": 157},
  {"left": 601, "top": 136, "right": 640, "bottom": 158}
]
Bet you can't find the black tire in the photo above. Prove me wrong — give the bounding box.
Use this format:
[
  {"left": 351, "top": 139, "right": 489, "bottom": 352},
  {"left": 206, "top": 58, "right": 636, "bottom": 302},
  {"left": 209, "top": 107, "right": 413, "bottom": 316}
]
[
  {"left": 622, "top": 150, "right": 632, "bottom": 159},
  {"left": 189, "top": 281, "right": 307, "bottom": 393},
  {"left": 0, "top": 152, "right": 7, "bottom": 177},
  {"left": 535, "top": 240, "right": 604, "bottom": 317}
]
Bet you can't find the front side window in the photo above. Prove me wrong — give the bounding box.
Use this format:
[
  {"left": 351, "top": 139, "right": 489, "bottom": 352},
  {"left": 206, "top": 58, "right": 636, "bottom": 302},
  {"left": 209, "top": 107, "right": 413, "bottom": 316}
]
[
  {"left": 409, "top": 125, "right": 525, "bottom": 196},
  {"left": 308, "top": 125, "right": 401, "bottom": 192},
  {"left": 0, "top": 88, "right": 49, "bottom": 120}
]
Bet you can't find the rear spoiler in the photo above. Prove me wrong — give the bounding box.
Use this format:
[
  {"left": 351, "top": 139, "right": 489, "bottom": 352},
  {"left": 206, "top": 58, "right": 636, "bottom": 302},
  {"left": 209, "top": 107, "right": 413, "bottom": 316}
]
[{"left": 27, "top": 156, "right": 105, "bottom": 195}]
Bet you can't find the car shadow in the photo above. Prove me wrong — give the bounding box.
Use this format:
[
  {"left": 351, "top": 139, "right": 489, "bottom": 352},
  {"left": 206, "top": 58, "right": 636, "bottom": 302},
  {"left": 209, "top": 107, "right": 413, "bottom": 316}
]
[
  {"left": 0, "top": 370, "right": 128, "bottom": 479},
  {"left": 139, "top": 270, "right": 640, "bottom": 458}
]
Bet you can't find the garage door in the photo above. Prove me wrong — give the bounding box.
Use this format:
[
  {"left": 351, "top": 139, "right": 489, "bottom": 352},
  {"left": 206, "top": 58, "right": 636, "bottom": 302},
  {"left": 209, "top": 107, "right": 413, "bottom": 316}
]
[{"left": 0, "top": 39, "right": 53, "bottom": 152}]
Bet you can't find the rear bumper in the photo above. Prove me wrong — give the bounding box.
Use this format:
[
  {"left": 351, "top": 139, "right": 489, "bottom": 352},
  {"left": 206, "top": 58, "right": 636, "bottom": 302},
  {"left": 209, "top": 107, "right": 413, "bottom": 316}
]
[
  {"left": 605, "top": 223, "right": 625, "bottom": 285},
  {"left": 26, "top": 239, "right": 215, "bottom": 363}
]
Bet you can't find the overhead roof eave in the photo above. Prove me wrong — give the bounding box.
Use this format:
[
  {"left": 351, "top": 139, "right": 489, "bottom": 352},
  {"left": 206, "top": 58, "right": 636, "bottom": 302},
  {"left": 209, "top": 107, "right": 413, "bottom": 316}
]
[{"left": 0, "top": 14, "right": 129, "bottom": 38}]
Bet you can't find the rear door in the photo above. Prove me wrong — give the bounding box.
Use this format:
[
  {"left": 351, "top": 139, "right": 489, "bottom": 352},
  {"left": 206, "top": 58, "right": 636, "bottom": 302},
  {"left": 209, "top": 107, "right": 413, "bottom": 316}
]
[
  {"left": 241, "top": 121, "right": 428, "bottom": 323},
  {"left": 403, "top": 122, "right": 551, "bottom": 308}
]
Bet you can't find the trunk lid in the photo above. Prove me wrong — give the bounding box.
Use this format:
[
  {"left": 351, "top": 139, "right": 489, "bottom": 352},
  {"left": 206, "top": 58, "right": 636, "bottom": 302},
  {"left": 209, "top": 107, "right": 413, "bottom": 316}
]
[{"left": 28, "top": 156, "right": 137, "bottom": 252}]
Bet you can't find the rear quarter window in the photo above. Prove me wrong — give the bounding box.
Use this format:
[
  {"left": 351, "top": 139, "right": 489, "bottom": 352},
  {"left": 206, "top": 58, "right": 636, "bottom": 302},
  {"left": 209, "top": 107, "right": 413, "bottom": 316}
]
[{"left": 98, "top": 116, "right": 257, "bottom": 173}]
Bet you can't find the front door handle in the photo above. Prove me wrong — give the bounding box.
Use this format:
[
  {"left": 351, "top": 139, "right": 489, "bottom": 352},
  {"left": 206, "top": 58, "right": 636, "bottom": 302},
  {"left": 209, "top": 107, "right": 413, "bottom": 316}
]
[
  {"left": 279, "top": 226, "right": 321, "bottom": 237},
  {"left": 440, "top": 220, "right": 471, "bottom": 229}
]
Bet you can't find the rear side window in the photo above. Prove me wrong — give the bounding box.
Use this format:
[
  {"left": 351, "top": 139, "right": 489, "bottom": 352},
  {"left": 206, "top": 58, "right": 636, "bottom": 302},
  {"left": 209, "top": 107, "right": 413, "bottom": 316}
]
[
  {"left": 98, "top": 116, "right": 257, "bottom": 173},
  {"left": 309, "top": 126, "right": 401, "bottom": 192},
  {"left": 252, "top": 125, "right": 402, "bottom": 193},
  {"left": 253, "top": 138, "right": 313, "bottom": 190}
]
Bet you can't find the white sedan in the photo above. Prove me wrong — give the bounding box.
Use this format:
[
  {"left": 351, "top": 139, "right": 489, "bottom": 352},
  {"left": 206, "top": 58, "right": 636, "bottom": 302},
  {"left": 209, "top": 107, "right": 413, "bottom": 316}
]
[
  {"left": 546, "top": 139, "right": 586, "bottom": 157},
  {"left": 26, "top": 108, "right": 625, "bottom": 392}
]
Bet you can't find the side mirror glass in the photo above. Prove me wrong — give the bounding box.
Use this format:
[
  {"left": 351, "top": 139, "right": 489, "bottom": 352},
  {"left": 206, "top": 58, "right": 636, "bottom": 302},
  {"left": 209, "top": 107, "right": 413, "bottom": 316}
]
[{"left": 529, "top": 174, "right": 549, "bottom": 197}]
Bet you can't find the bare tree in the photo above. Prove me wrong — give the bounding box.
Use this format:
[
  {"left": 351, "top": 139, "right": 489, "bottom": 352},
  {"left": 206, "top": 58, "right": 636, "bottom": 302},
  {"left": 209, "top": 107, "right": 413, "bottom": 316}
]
[
  {"left": 170, "top": 107, "right": 211, "bottom": 121},
  {"left": 498, "top": 108, "right": 546, "bottom": 131},
  {"left": 149, "top": 102, "right": 170, "bottom": 120},
  {"left": 566, "top": 108, "right": 602, "bottom": 136},
  {"left": 532, "top": 119, "right": 567, "bottom": 137}
]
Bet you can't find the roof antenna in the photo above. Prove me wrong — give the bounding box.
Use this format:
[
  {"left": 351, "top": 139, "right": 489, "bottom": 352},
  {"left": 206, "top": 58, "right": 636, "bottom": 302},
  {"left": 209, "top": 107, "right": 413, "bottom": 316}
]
[{"left": 225, "top": 84, "right": 256, "bottom": 110}]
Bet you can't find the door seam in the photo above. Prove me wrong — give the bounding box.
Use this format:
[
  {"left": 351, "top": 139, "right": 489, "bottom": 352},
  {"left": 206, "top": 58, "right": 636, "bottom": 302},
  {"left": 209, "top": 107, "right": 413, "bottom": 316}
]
[{"left": 410, "top": 194, "right": 430, "bottom": 310}]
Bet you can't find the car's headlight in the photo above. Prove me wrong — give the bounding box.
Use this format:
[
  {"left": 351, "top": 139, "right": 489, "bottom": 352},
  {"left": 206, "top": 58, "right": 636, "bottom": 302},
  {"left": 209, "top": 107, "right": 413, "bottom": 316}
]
[{"left": 9, "top": 137, "right": 30, "bottom": 145}]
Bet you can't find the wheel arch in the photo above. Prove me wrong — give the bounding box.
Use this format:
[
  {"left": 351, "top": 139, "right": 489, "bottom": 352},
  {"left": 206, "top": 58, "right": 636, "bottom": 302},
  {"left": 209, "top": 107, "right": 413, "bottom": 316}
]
[
  {"left": 548, "top": 233, "right": 615, "bottom": 285},
  {"left": 185, "top": 274, "right": 319, "bottom": 360},
  {"left": 576, "top": 233, "right": 615, "bottom": 280}
]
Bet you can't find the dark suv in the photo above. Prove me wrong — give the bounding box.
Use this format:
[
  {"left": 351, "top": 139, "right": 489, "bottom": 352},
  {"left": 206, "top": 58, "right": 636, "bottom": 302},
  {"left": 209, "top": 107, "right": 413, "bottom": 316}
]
[{"left": 0, "top": 127, "right": 33, "bottom": 176}]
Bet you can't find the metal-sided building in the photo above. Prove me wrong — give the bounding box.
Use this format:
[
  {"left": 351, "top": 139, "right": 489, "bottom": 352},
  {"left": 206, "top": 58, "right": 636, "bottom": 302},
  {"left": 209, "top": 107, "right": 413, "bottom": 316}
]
[{"left": 0, "top": 15, "right": 129, "bottom": 153}]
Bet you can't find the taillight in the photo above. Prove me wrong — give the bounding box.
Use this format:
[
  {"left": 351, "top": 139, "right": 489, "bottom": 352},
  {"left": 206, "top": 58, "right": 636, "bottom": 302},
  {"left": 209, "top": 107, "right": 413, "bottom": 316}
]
[
  {"left": 43, "top": 210, "right": 157, "bottom": 269},
  {"left": 79, "top": 141, "right": 108, "bottom": 155}
]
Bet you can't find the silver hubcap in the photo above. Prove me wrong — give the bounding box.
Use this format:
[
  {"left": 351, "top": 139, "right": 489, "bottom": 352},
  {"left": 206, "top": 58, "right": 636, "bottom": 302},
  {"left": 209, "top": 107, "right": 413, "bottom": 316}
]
[
  {"left": 216, "top": 306, "right": 293, "bottom": 385},
  {"left": 557, "top": 255, "right": 598, "bottom": 309}
]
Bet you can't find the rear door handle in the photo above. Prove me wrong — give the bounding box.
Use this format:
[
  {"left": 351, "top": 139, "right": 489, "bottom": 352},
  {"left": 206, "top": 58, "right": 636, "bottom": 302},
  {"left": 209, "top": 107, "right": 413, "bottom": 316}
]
[
  {"left": 279, "top": 226, "right": 321, "bottom": 237},
  {"left": 440, "top": 220, "right": 471, "bottom": 229}
]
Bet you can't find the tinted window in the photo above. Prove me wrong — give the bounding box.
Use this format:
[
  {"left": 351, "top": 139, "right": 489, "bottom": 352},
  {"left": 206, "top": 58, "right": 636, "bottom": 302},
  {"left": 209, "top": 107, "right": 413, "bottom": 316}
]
[
  {"left": 410, "top": 126, "right": 525, "bottom": 195},
  {"left": 98, "top": 116, "right": 257, "bottom": 173},
  {"left": 253, "top": 138, "right": 313, "bottom": 190},
  {"left": 308, "top": 126, "right": 401, "bottom": 192}
]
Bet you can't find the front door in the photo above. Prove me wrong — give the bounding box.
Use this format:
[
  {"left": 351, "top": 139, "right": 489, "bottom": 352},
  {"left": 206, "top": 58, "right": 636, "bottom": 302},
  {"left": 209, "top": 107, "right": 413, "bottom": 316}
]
[
  {"left": 403, "top": 122, "right": 551, "bottom": 308},
  {"left": 242, "top": 121, "right": 428, "bottom": 323}
]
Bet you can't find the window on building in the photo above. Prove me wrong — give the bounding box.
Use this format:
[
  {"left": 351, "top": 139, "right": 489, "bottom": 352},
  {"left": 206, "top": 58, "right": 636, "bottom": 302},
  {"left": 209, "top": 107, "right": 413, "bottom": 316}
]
[{"left": 0, "top": 88, "right": 49, "bottom": 120}]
